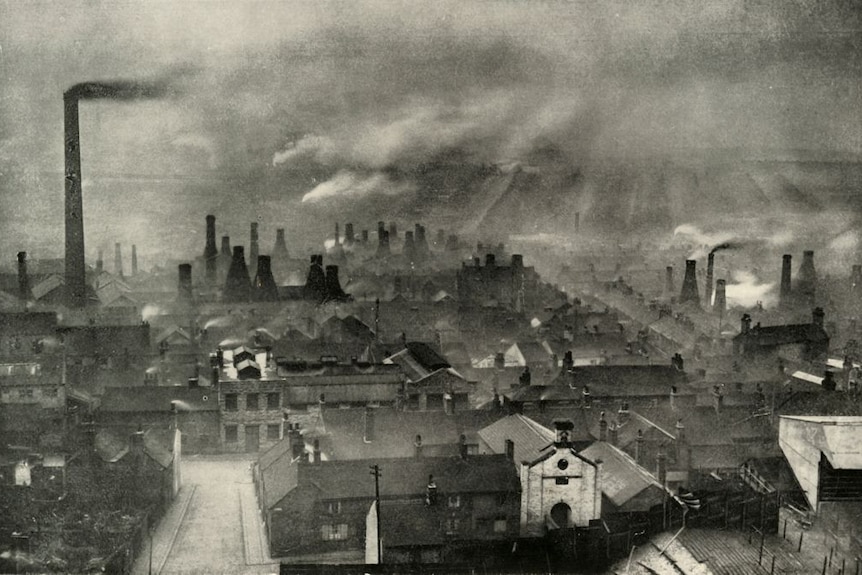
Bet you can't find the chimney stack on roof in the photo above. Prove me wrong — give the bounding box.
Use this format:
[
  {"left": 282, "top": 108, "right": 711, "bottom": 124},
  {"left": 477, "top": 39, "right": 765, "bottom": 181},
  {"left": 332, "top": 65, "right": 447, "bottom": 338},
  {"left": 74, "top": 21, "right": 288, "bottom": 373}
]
[
  {"left": 204, "top": 215, "right": 218, "bottom": 284},
  {"left": 485, "top": 253, "right": 496, "bottom": 268},
  {"left": 131, "top": 245, "right": 138, "bottom": 277},
  {"left": 679, "top": 260, "right": 700, "bottom": 305},
  {"left": 17, "top": 252, "right": 31, "bottom": 302},
  {"left": 704, "top": 252, "right": 715, "bottom": 307},
  {"left": 252, "top": 255, "right": 279, "bottom": 301},
  {"left": 223, "top": 246, "right": 251, "bottom": 302},
  {"left": 114, "top": 243, "right": 123, "bottom": 278},
  {"left": 714, "top": 279, "right": 727, "bottom": 315},
  {"left": 178, "top": 263, "right": 193, "bottom": 303}
]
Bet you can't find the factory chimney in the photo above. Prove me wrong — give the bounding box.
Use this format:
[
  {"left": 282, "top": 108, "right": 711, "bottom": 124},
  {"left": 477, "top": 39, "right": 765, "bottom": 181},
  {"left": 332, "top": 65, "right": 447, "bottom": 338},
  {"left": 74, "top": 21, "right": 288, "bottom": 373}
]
[
  {"left": 64, "top": 93, "right": 86, "bottom": 308},
  {"left": 131, "top": 245, "right": 138, "bottom": 277},
  {"left": 114, "top": 243, "right": 123, "bottom": 278},
  {"left": 389, "top": 222, "right": 398, "bottom": 242},
  {"left": 17, "top": 252, "right": 31, "bottom": 302},
  {"left": 249, "top": 223, "right": 259, "bottom": 278},
  {"left": 796, "top": 250, "right": 816, "bottom": 307},
  {"left": 376, "top": 230, "right": 390, "bottom": 258},
  {"left": 303, "top": 255, "right": 326, "bottom": 302},
  {"left": 273, "top": 229, "right": 289, "bottom": 259},
  {"left": 780, "top": 254, "right": 792, "bottom": 308},
  {"left": 204, "top": 215, "right": 218, "bottom": 284},
  {"left": 252, "top": 255, "right": 279, "bottom": 301},
  {"left": 679, "top": 260, "right": 700, "bottom": 306},
  {"left": 223, "top": 246, "right": 251, "bottom": 302},
  {"left": 344, "top": 223, "right": 355, "bottom": 245},
  {"left": 404, "top": 231, "right": 415, "bottom": 260},
  {"left": 96, "top": 249, "right": 103, "bottom": 275},
  {"left": 362, "top": 229, "right": 369, "bottom": 243},
  {"left": 334, "top": 222, "right": 340, "bottom": 246},
  {"left": 177, "top": 264, "right": 193, "bottom": 303},
  {"left": 665, "top": 266, "right": 674, "bottom": 296},
  {"left": 704, "top": 252, "right": 714, "bottom": 307},
  {"left": 325, "top": 265, "right": 348, "bottom": 302},
  {"left": 714, "top": 279, "right": 727, "bottom": 315}
]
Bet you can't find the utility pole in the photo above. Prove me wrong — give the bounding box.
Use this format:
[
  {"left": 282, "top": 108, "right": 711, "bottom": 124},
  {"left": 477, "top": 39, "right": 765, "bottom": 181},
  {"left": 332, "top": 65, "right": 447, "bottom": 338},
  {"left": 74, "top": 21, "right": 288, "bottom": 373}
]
[{"left": 370, "top": 464, "right": 382, "bottom": 563}]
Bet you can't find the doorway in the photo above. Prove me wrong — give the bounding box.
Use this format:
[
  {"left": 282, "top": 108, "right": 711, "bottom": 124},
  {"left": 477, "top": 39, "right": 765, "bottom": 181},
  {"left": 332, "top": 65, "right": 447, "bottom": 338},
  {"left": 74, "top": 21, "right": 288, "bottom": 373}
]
[
  {"left": 550, "top": 502, "right": 571, "bottom": 528},
  {"left": 244, "top": 424, "right": 260, "bottom": 452}
]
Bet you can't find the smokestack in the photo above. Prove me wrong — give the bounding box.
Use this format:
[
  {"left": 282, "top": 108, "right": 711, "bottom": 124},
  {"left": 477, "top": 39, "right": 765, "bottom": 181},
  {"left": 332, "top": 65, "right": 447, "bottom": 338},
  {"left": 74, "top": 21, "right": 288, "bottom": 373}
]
[
  {"left": 796, "top": 250, "right": 816, "bottom": 307},
  {"left": 177, "top": 263, "right": 193, "bottom": 303},
  {"left": 303, "top": 255, "right": 326, "bottom": 302},
  {"left": 344, "top": 223, "right": 355, "bottom": 245},
  {"left": 704, "top": 252, "right": 714, "bottom": 307},
  {"left": 377, "top": 221, "right": 385, "bottom": 246},
  {"left": 273, "top": 229, "right": 289, "bottom": 259},
  {"left": 376, "top": 230, "right": 390, "bottom": 258},
  {"left": 665, "top": 266, "right": 674, "bottom": 296},
  {"left": 64, "top": 94, "right": 86, "bottom": 308},
  {"left": 220, "top": 236, "right": 231, "bottom": 258},
  {"left": 325, "top": 265, "right": 348, "bottom": 301},
  {"left": 17, "top": 252, "right": 31, "bottom": 302},
  {"left": 334, "top": 222, "right": 340, "bottom": 246},
  {"left": 575, "top": 211, "right": 580, "bottom": 233},
  {"left": 780, "top": 254, "right": 792, "bottom": 307},
  {"left": 404, "top": 231, "right": 415, "bottom": 259},
  {"left": 714, "top": 279, "right": 726, "bottom": 315},
  {"left": 679, "top": 260, "right": 700, "bottom": 305},
  {"left": 851, "top": 265, "right": 862, "bottom": 292},
  {"left": 389, "top": 222, "right": 398, "bottom": 242},
  {"left": 252, "top": 255, "right": 279, "bottom": 301},
  {"left": 131, "top": 245, "right": 138, "bottom": 277},
  {"left": 114, "top": 243, "right": 123, "bottom": 278},
  {"left": 204, "top": 215, "right": 218, "bottom": 284},
  {"left": 362, "top": 229, "right": 369, "bottom": 243},
  {"left": 249, "top": 223, "right": 259, "bottom": 278},
  {"left": 416, "top": 225, "right": 428, "bottom": 256},
  {"left": 223, "top": 246, "right": 251, "bottom": 302}
]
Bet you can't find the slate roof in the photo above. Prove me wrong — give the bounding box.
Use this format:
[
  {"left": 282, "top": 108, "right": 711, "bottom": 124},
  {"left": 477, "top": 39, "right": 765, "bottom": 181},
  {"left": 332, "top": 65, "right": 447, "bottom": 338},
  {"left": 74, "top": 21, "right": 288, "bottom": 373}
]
[
  {"left": 99, "top": 386, "right": 218, "bottom": 413},
  {"left": 259, "top": 439, "right": 300, "bottom": 509},
  {"left": 477, "top": 414, "right": 555, "bottom": 465},
  {"left": 510, "top": 341, "right": 552, "bottom": 364},
  {"left": 551, "top": 365, "right": 689, "bottom": 397},
  {"left": 409, "top": 368, "right": 471, "bottom": 394},
  {"left": 405, "top": 342, "right": 451, "bottom": 371},
  {"left": 580, "top": 441, "right": 665, "bottom": 511},
  {"left": 0, "top": 311, "right": 58, "bottom": 335},
  {"left": 734, "top": 323, "right": 829, "bottom": 346}
]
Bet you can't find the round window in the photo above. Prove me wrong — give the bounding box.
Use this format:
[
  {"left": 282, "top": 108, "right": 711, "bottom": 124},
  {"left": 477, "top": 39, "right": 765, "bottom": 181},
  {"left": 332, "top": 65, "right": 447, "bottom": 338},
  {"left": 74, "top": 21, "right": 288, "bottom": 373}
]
[{"left": 557, "top": 459, "right": 569, "bottom": 470}]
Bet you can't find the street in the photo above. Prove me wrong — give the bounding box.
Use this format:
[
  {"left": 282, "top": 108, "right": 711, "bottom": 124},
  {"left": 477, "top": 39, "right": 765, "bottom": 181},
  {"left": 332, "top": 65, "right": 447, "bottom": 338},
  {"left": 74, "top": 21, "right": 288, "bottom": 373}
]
[{"left": 132, "top": 455, "right": 278, "bottom": 575}]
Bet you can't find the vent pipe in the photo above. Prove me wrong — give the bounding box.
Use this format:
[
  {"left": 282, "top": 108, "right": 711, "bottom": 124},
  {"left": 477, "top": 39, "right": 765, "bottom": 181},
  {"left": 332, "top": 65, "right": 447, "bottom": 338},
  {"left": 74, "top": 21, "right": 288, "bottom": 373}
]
[
  {"left": 223, "top": 246, "right": 251, "bottom": 302},
  {"left": 204, "top": 215, "right": 218, "bottom": 284},
  {"left": 17, "top": 252, "right": 31, "bottom": 302},
  {"left": 64, "top": 93, "right": 86, "bottom": 308},
  {"left": 679, "top": 260, "right": 700, "bottom": 305},
  {"left": 252, "top": 255, "right": 279, "bottom": 301}
]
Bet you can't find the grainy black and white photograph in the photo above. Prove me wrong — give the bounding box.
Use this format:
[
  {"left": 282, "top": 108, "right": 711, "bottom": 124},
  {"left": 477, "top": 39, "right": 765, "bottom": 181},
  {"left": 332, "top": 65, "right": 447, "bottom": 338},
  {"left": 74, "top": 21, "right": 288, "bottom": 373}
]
[{"left": 1, "top": 1, "right": 861, "bottom": 573}]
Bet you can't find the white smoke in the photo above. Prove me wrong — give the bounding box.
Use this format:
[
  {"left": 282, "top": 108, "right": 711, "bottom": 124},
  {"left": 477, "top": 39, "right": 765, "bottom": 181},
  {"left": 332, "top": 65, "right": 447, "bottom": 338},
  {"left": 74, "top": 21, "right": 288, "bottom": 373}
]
[
  {"left": 301, "top": 170, "right": 414, "bottom": 203},
  {"left": 272, "top": 134, "right": 333, "bottom": 166},
  {"left": 673, "top": 224, "right": 735, "bottom": 259},
  {"left": 725, "top": 270, "right": 776, "bottom": 309}
]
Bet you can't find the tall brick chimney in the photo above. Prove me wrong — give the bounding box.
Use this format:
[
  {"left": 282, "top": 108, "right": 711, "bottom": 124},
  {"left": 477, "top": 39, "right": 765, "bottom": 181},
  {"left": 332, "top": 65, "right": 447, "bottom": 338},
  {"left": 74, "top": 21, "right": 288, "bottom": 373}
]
[
  {"left": 796, "top": 250, "right": 816, "bottom": 307},
  {"left": 362, "top": 229, "right": 369, "bottom": 243},
  {"left": 334, "top": 222, "right": 340, "bottom": 246},
  {"left": 780, "top": 254, "right": 792, "bottom": 308},
  {"left": 114, "top": 243, "right": 123, "bottom": 278},
  {"left": 252, "top": 255, "right": 279, "bottom": 301},
  {"left": 704, "top": 252, "right": 714, "bottom": 307},
  {"left": 404, "top": 231, "right": 415, "bottom": 259},
  {"left": 219, "top": 235, "right": 232, "bottom": 281},
  {"left": 64, "top": 93, "right": 86, "bottom": 308},
  {"left": 17, "top": 252, "right": 31, "bottom": 302},
  {"left": 96, "top": 249, "right": 103, "bottom": 275},
  {"left": 131, "top": 245, "right": 138, "bottom": 277},
  {"left": 714, "top": 279, "right": 727, "bottom": 314},
  {"left": 249, "top": 223, "right": 259, "bottom": 278},
  {"left": 376, "top": 230, "right": 390, "bottom": 258},
  {"left": 204, "top": 215, "right": 218, "bottom": 284},
  {"left": 177, "top": 263, "right": 193, "bottom": 303},
  {"left": 679, "top": 260, "right": 700, "bottom": 305},
  {"left": 665, "top": 266, "right": 674, "bottom": 296},
  {"left": 223, "top": 246, "right": 251, "bottom": 302},
  {"left": 344, "top": 223, "right": 355, "bottom": 245},
  {"left": 389, "top": 222, "right": 398, "bottom": 242}
]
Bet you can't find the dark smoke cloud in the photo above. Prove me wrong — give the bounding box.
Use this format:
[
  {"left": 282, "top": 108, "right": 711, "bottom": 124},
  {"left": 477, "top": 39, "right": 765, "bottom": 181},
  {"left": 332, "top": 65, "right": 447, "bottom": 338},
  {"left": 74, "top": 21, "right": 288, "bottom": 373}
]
[
  {"left": 65, "top": 80, "right": 170, "bottom": 101},
  {"left": 710, "top": 242, "right": 742, "bottom": 255}
]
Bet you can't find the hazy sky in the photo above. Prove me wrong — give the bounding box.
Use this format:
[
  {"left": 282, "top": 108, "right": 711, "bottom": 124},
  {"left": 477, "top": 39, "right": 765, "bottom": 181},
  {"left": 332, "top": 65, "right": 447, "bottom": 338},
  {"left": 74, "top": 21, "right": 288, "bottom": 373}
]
[{"left": 0, "top": 0, "right": 860, "bottom": 266}]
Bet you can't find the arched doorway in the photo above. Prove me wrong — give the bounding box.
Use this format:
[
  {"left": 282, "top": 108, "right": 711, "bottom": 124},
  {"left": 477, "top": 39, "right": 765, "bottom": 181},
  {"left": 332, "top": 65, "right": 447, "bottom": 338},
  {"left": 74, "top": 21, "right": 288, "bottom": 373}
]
[{"left": 550, "top": 502, "right": 571, "bottom": 528}]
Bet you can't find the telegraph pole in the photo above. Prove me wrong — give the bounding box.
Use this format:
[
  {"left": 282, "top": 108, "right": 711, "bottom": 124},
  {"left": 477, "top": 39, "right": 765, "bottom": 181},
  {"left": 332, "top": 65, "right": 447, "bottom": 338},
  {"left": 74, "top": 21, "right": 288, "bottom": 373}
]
[{"left": 370, "top": 464, "right": 382, "bottom": 563}]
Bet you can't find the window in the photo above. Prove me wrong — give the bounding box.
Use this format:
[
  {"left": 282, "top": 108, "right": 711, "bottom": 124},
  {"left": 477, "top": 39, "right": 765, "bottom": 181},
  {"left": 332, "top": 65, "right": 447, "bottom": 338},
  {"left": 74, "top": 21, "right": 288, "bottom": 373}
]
[
  {"left": 493, "top": 519, "right": 508, "bottom": 533},
  {"left": 266, "top": 392, "right": 280, "bottom": 410},
  {"left": 321, "top": 524, "right": 348, "bottom": 540},
  {"left": 445, "top": 518, "right": 460, "bottom": 533},
  {"left": 225, "top": 425, "right": 238, "bottom": 442},
  {"left": 225, "top": 393, "right": 238, "bottom": 411},
  {"left": 43, "top": 388, "right": 58, "bottom": 398},
  {"left": 325, "top": 501, "right": 342, "bottom": 515},
  {"left": 447, "top": 495, "right": 461, "bottom": 508},
  {"left": 19, "top": 388, "right": 33, "bottom": 398},
  {"left": 267, "top": 424, "right": 281, "bottom": 441},
  {"left": 246, "top": 393, "right": 259, "bottom": 411}
]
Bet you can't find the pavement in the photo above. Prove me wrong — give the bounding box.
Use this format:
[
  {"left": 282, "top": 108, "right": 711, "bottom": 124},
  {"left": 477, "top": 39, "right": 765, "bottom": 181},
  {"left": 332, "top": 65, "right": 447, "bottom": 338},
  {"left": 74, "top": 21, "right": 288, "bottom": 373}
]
[{"left": 131, "top": 455, "right": 279, "bottom": 575}]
